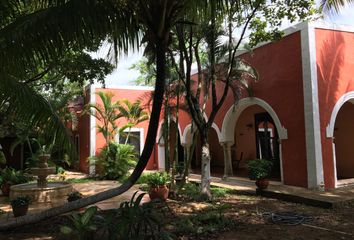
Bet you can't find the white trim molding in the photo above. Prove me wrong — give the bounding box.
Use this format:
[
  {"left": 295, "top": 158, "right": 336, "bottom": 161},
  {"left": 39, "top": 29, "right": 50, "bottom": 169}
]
[
  {"left": 326, "top": 91, "right": 354, "bottom": 138},
  {"left": 301, "top": 22, "right": 324, "bottom": 190},
  {"left": 220, "top": 97, "right": 286, "bottom": 183},
  {"left": 326, "top": 91, "right": 354, "bottom": 188},
  {"left": 89, "top": 85, "right": 97, "bottom": 175},
  {"left": 156, "top": 119, "right": 183, "bottom": 171},
  {"left": 116, "top": 127, "right": 145, "bottom": 155},
  {"left": 220, "top": 97, "right": 288, "bottom": 144}
]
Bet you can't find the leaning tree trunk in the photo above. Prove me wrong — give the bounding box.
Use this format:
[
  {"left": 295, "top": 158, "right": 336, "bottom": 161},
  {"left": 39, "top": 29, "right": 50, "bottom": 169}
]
[
  {"left": 0, "top": 40, "right": 168, "bottom": 231},
  {"left": 200, "top": 128, "right": 212, "bottom": 199}
]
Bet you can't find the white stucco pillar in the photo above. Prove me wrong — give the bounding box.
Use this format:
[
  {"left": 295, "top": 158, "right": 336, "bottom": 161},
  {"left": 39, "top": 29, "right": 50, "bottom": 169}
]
[
  {"left": 222, "top": 142, "right": 233, "bottom": 179},
  {"left": 157, "top": 142, "right": 165, "bottom": 171},
  {"left": 301, "top": 23, "right": 324, "bottom": 190}
]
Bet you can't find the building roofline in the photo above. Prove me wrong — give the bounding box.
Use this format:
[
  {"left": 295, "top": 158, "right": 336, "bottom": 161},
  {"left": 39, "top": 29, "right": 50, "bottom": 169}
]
[
  {"left": 235, "top": 20, "right": 354, "bottom": 58},
  {"left": 87, "top": 84, "right": 154, "bottom": 91}
]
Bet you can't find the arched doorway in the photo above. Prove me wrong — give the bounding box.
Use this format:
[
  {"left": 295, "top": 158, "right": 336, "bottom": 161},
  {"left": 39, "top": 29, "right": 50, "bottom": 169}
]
[
  {"left": 233, "top": 105, "right": 281, "bottom": 180},
  {"left": 156, "top": 120, "right": 183, "bottom": 171},
  {"left": 190, "top": 126, "right": 224, "bottom": 176},
  {"left": 333, "top": 101, "right": 354, "bottom": 180}
]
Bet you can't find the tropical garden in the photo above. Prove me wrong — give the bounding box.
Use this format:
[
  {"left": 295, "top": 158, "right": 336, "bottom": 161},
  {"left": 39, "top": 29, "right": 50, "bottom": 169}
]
[{"left": 0, "top": 0, "right": 354, "bottom": 239}]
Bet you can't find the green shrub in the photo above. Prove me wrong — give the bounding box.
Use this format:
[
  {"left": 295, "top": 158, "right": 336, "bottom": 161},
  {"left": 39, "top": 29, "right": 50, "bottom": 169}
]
[
  {"left": 93, "top": 141, "right": 137, "bottom": 180},
  {"left": 0, "top": 167, "right": 31, "bottom": 185},
  {"left": 246, "top": 159, "right": 272, "bottom": 180},
  {"left": 146, "top": 172, "right": 169, "bottom": 188},
  {"left": 60, "top": 206, "right": 99, "bottom": 240}
]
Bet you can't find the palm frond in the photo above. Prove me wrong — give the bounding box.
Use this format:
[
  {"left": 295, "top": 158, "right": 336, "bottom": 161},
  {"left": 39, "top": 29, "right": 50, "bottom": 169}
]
[
  {"left": 321, "top": 0, "right": 354, "bottom": 12},
  {"left": 0, "top": 72, "right": 74, "bottom": 156}
]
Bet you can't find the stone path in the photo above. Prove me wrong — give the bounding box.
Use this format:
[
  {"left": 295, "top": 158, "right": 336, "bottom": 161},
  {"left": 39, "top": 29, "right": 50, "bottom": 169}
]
[{"left": 0, "top": 171, "right": 149, "bottom": 221}]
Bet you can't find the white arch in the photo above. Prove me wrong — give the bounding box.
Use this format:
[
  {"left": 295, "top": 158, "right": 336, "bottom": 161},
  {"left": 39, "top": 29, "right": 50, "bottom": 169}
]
[
  {"left": 220, "top": 97, "right": 287, "bottom": 183},
  {"left": 156, "top": 118, "right": 183, "bottom": 144},
  {"left": 156, "top": 118, "right": 183, "bottom": 171},
  {"left": 221, "top": 97, "right": 288, "bottom": 144},
  {"left": 326, "top": 91, "right": 354, "bottom": 188},
  {"left": 181, "top": 122, "right": 223, "bottom": 146},
  {"left": 326, "top": 91, "right": 354, "bottom": 138}
]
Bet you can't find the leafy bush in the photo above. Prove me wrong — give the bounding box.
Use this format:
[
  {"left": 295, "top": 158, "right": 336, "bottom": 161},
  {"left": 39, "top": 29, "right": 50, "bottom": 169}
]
[
  {"left": 146, "top": 172, "right": 169, "bottom": 188},
  {"left": 60, "top": 206, "right": 99, "bottom": 240},
  {"left": 65, "top": 191, "right": 173, "bottom": 240},
  {"left": 177, "top": 183, "right": 231, "bottom": 201},
  {"left": 94, "top": 141, "right": 137, "bottom": 180},
  {"left": 246, "top": 159, "right": 273, "bottom": 180},
  {"left": 115, "top": 191, "right": 171, "bottom": 239},
  {"left": 0, "top": 167, "right": 31, "bottom": 185}
]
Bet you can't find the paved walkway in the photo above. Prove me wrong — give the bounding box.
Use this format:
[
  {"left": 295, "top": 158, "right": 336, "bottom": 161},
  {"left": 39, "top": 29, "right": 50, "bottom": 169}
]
[
  {"left": 2, "top": 171, "right": 354, "bottom": 221},
  {"left": 0, "top": 171, "right": 148, "bottom": 221},
  {"left": 189, "top": 173, "right": 354, "bottom": 208}
]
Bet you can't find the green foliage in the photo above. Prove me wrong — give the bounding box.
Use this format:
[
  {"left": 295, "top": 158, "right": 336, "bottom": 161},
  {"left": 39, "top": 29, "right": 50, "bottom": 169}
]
[
  {"left": 85, "top": 91, "right": 121, "bottom": 145},
  {"left": 67, "top": 191, "right": 83, "bottom": 202},
  {"left": 94, "top": 142, "right": 137, "bottom": 180},
  {"left": 0, "top": 167, "right": 31, "bottom": 185},
  {"left": 60, "top": 206, "right": 99, "bottom": 240},
  {"left": 10, "top": 196, "right": 30, "bottom": 207},
  {"left": 146, "top": 172, "right": 169, "bottom": 188},
  {"left": 246, "top": 159, "right": 273, "bottom": 180},
  {"left": 65, "top": 178, "right": 96, "bottom": 184},
  {"left": 98, "top": 191, "right": 173, "bottom": 240},
  {"left": 60, "top": 192, "right": 173, "bottom": 239},
  {"left": 129, "top": 57, "right": 156, "bottom": 86},
  {"left": 177, "top": 183, "right": 231, "bottom": 201}
]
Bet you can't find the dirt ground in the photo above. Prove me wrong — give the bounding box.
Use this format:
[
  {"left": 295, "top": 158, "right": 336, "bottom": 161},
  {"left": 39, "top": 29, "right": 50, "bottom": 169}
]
[{"left": 1, "top": 193, "right": 354, "bottom": 240}]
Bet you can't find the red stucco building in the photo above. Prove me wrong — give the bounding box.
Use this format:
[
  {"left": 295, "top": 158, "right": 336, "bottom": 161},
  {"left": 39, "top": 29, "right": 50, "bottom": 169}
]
[{"left": 78, "top": 21, "right": 354, "bottom": 190}]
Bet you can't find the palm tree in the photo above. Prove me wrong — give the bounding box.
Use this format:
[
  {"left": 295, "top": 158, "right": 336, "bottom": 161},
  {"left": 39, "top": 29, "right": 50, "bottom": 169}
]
[
  {"left": 0, "top": 0, "right": 212, "bottom": 229},
  {"left": 117, "top": 99, "right": 149, "bottom": 145},
  {"left": 86, "top": 91, "right": 121, "bottom": 145},
  {"left": 321, "top": 0, "right": 354, "bottom": 12}
]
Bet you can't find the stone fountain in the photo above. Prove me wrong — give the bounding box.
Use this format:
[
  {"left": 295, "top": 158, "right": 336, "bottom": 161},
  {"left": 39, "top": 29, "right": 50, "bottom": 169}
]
[{"left": 10, "top": 154, "right": 73, "bottom": 203}]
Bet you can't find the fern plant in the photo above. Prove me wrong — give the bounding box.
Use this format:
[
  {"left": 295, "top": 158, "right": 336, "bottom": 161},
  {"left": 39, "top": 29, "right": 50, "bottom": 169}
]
[{"left": 94, "top": 141, "right": 137, "bottom": 180}]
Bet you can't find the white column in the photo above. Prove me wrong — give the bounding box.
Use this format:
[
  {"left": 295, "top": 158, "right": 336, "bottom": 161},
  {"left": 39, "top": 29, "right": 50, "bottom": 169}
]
[
  {"left": 301, "top": 23, "right": 324, "bottom": 190},
  {"left": 157, "top": 143, "right": 165, "bottom": 171},
  {"left": 222, "top": 142, "right": 233, "bottom": 179}
]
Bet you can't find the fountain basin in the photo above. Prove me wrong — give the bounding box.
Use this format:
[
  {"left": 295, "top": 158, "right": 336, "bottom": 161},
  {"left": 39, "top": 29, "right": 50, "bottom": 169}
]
[{"left": 10, "top": 182, "right": 73, "bottom": 203}]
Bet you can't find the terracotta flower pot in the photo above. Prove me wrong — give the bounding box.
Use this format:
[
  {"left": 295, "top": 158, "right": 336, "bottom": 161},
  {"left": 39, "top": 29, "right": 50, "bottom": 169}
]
[
  {"left": 12, "top": 204, "right": 29, "bottom": 217},
  {"left": 149, "top": 185, "right": 169, "bottom": 201},
  {"left": 255, "top": 178, "right": 269, "bottom": 190},
  {"left": 1, "top": 183, "right": 11, "bottom": 196}
]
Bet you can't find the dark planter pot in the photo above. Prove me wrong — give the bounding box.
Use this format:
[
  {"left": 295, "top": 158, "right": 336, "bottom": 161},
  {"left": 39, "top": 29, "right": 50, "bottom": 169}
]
[
  {"left": 12, "top": 204, "right": 29, "bottom": 217},
  {"left": 255, "top": 178, "right": 269, "bottom": 190},
  {"left": 149, "top": 185, "right": 169, "bottom": 201},
  {"left": 1, "top": 183, "right": 11, "bottom": 196}
]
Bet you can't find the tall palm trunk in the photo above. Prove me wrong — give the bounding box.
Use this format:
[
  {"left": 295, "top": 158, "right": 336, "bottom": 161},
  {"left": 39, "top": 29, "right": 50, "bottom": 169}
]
[{"left": 0, "top": 39, "right": 167, "bottom": 231}]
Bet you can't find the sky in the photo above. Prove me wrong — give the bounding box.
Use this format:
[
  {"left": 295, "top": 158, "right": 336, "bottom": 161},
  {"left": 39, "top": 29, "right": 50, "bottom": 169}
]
[{"left": 96, "top": 2, "right": 354, "bottom": 87}]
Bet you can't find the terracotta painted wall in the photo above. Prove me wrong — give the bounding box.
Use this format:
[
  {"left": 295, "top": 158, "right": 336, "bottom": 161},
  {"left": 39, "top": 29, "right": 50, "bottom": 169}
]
[
  {"left": 94, "top": 87, "right": 157, "bottom": 170},
  {"left": 316, "top": 29, "right": 354, "bottom": 188},
  {"left": 195, "top": 32, "right": 308, "bottom": 187},
  {"left": 235, "top": 105, "right": 265, "bottom": 166}
]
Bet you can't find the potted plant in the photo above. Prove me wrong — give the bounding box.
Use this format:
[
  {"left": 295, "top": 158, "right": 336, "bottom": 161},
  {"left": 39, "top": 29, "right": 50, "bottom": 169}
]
[
  {"left": 246, "top": 159, "right": 273, "bottom": 190},
  {"left": 146, "top": 172, "right": 169, "bottom": 201},
  {"left": 10, "top": 196, "right": 30, "bottom": 217},
  {"left": 67, "top": 191, "right": 83, "bottom": 202}
]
